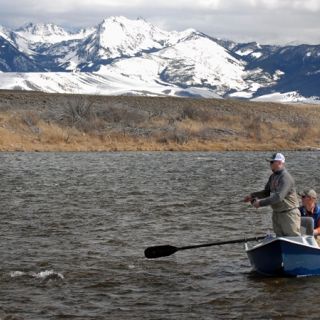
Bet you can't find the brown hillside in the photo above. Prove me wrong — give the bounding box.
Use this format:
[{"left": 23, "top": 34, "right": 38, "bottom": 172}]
[{"left": 0, "top": 90, "right": 319, "bottom": 151}]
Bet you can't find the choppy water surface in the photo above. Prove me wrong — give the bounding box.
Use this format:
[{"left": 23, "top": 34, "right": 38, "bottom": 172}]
[{"left": 0, "top": 151, "right": 320, "bottom": 319}]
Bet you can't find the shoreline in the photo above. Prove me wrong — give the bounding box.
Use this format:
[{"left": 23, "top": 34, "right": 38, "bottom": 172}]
[
  {"left": 1, "top": 139, "right": 319, "bottom": 153},
  {"left": 1, "top": 149, "right": 320, "bottom": 153}
]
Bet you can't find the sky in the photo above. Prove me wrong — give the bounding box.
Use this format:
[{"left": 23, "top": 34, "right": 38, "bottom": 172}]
[{"left": 0, "top": 0, "right": 319, "bottom": 45}]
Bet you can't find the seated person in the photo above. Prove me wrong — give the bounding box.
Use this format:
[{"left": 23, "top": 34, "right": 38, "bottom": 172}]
[{"left": 299, "top": 189, "right": 320, "bottom": 236}]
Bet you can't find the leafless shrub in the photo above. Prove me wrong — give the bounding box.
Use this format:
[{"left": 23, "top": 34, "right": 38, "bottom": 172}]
[
  {"left": 97, "top": 106, "right": 148, "bottom": 126},
  {"left": 292, "top": 118, "right": 312, "bottom": 143},
  {"left": 21, "top": 111, "right": 41, "bottom": 135},
  {"left": 155, "top": 127, "right": 191, "bottom": 144},
  {"left": 61, "top": 96, "right": 95, "bottom": 127},
  {"left": 196, "top": 127, "right": 237, "bottom": 140},
  {"left": 55, "top": 96, "right": 108, "bottom": 133},
  {"left": 180, "top": 105, "right": 212, "bottom": 122},
  {"left": 97, "top": 106, "right": 122, "bottom": 123},
  {"left": 242, "top": 115, "right": 263, "bottom": 142},
  {"left": 147, "top": 109, "right": 164, "bottom": 119}
]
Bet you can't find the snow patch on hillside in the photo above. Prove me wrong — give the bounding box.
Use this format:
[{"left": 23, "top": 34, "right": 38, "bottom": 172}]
[
  {"left": 0, "top": 72, "right": 221, "bottom": 98},
  {"left": 253, "top": 91, "right": 320, "bottom": 104}
]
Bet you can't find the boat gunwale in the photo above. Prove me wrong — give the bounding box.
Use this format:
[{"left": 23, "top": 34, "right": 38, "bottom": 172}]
[{"left": 245, "top": 235, "right": 319, "bottom": 253}]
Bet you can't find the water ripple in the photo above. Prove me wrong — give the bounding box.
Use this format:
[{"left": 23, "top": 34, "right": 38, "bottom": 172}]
[{"left": 0, "top": 151, "right": 319, "bottom": 319}]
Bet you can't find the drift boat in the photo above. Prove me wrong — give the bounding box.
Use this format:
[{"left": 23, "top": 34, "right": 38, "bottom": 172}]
[{"left": 245, "top": 235, "right": 320, "bottom": 276}]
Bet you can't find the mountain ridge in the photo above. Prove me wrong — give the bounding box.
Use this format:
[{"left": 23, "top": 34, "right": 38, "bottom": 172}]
[{"left": 0, "top": 16, "right": 319, "bottom": 102}]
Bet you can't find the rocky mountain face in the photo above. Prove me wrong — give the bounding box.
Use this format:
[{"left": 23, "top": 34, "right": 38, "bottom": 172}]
[{"left": 0, "top": 16, "right": 319, "bottom": 102}]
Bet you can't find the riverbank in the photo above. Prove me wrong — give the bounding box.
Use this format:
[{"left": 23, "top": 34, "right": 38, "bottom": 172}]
[{"left": 0, "top": 90, "right": 319, "bottom": 152}]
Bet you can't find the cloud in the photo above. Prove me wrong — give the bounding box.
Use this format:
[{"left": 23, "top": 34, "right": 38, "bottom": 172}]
[{"left": 0, "top": 0, "right": 319, "bottom": 44}]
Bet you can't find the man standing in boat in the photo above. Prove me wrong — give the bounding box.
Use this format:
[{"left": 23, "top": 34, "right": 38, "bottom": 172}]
[{"left": 244, "top": 153, "right": 301, "bottom": 237}]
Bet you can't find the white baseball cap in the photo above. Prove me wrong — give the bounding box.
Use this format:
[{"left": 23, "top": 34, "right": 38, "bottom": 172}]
[{"left": 266, "top": 153, "right": 285, "bottom": 163}]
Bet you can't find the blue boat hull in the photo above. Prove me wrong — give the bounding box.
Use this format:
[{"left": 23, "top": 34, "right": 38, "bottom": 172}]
[{"left": 246, "top": 236, "right": 320, "bottom": 276}]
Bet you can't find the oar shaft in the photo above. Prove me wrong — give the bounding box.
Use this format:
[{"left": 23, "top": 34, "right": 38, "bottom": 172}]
[
  {"left": 144, "top": 235, "right": 266, "bottom": 258},
  {"left": 178, "top": 236, "right": 266, "bottom": 251}
]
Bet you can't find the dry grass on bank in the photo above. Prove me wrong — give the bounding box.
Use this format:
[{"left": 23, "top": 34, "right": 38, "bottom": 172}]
[{"left": 0, "top": 90, "right": 320, "bottom": 151}]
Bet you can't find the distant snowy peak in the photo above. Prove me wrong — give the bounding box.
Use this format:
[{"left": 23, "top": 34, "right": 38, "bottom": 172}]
[
  {"left": 99, "top": 16, "right": 169, "bottom": 40},
  {"left": 93, "top": 16, "right": 169, "bottom": 58},
  {"left": 16, "top": 23, "right": 68, "bottom": 43},
  {"left": 86, "top": 17, "right": 204, "bottom": 62},
  {"left": 167, "top": 28, "right": 203, "bottom": 46},
  {"left": 17, "top": 22, "right": 67, "bottom": 36},
  {"left": 15, "top": 22, "right": 93, "bottom": 44}
]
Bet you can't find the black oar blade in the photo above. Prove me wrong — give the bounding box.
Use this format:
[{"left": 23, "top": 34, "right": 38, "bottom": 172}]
[{"left": 144, "top": 245, "right": 178, "bottom": 259}]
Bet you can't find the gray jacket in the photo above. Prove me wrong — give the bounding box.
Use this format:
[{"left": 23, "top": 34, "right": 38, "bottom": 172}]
[{"left": 251, "top": 168, "right": 299, "bottom": 213}]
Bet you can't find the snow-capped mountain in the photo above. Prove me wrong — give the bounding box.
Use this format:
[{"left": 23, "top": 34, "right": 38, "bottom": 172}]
[
  {"left": 237, "top": 44, "right": 320, "bottom": 99},
  {"left": 11, "top": 23, "right": 95, "bottom": 58},
  {"left": 0, "top": 16, "right": 319, "bottom": 102},
  {"left": 0, "top": 36, "right": 44, "bottom": 71},
  {"left": 16, "top": 23, "right": 75, "bottom": 44}
]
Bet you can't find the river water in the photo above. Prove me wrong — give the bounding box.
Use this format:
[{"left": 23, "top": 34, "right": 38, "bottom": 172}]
[{"left": 0, "top": 151, "right": 319, "bottom": 319}]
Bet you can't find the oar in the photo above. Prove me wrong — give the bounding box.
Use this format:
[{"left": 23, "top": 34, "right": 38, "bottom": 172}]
[{"left": 144, "top": 235, "right": 266, "bottom": 259}]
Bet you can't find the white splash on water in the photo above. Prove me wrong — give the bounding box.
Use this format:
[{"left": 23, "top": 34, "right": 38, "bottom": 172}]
[{"left": 10, "top": 270, "right": 64, "bottom": 280}]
